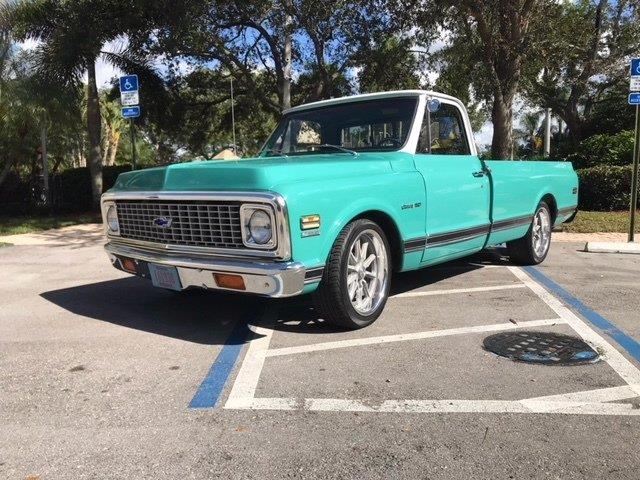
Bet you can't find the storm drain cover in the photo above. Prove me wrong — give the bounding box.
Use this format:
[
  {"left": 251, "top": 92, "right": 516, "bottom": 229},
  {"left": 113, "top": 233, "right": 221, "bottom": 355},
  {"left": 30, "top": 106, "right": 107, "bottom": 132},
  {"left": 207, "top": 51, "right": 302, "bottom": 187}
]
[{"left": 483, "top": 331, "right": 600, "bottom": 365}]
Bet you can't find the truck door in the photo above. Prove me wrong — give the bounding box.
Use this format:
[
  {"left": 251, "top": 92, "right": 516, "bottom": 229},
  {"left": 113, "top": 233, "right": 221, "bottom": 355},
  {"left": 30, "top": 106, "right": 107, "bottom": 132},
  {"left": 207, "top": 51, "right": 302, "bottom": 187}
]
[{"left": 413, "top": 99, "right": 491, "bottom": 263}]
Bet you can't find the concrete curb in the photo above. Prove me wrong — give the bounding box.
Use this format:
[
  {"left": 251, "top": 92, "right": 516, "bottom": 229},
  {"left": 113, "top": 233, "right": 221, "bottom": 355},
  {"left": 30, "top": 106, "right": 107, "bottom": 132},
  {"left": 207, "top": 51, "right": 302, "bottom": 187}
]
[{"left": 584, "top": 241, "right": 640, "bottom": 254}]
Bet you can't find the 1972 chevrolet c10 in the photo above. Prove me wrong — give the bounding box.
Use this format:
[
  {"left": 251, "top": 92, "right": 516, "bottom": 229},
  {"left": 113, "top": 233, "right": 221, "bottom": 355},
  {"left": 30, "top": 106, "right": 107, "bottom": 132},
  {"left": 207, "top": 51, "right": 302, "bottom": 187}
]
[{"left": 101, "top": 90, "right": 578, "bottom": 329}]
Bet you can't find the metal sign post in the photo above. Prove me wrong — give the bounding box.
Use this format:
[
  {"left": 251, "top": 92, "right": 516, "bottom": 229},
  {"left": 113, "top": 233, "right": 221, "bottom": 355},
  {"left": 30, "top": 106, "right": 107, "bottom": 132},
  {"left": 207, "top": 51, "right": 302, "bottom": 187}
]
[
  {"left": 628, "top": 61, "right": 640, "bottom": 242},
  {"left": 119, "top": 75, "right": 140, "bottom": 170}
]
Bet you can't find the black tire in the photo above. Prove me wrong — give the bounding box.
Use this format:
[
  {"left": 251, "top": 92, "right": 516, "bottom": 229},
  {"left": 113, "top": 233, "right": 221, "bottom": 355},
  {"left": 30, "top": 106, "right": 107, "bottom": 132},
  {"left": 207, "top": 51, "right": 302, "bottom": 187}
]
[
  {"left": 507, "top": 201, "right": 552, "bottom": 265},
  {"left": 313, "top": 219, "right": 391, "bottom": 329}
]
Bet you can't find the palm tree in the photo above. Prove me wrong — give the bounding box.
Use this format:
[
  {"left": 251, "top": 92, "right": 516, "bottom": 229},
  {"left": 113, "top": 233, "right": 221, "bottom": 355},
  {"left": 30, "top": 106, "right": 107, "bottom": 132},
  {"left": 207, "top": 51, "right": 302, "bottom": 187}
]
[{"left": 5, "top": 0, "right": 160, "bottom": 208}]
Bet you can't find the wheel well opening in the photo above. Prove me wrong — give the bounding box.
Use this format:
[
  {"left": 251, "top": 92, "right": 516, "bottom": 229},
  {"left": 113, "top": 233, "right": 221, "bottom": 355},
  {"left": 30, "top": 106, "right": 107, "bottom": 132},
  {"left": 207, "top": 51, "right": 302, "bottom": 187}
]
[
  {"left": 354, "top": 210, "right": 403, "bottom": 272},
  {"left": 540, "top": 194, "right": 558, "bottom": 223}
]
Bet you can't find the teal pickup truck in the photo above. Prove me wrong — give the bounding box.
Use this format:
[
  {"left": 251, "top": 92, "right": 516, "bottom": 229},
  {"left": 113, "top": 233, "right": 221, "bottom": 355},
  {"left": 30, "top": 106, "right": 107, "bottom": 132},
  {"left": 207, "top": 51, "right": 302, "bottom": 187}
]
[{"left": 101, "top": 90, "right": 578, "bottom": 329}]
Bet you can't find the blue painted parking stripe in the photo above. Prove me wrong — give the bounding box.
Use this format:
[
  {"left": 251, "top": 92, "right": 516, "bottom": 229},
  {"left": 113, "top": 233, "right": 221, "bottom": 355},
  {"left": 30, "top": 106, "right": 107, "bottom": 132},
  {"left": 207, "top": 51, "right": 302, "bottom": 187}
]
[
  {"left": 189, "top": 321, "right": 252, "bottom": 409},
  {"left": 523, "top": 266, "right": 640, "bottom": 364}
]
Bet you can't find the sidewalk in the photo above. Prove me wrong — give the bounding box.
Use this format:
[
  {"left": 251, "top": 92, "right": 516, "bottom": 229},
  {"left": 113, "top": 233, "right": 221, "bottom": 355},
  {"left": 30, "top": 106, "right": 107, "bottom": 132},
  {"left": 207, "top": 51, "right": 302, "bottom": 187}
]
[{"left": 0, "top": 223, "right": 104, "bottom": 247}]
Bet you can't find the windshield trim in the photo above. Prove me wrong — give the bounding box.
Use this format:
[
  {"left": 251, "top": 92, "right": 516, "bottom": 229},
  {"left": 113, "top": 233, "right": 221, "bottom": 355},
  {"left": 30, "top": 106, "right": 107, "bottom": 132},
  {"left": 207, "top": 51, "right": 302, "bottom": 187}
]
[{"left": 261, "top": 96, "right": 420, "bottom": 157}]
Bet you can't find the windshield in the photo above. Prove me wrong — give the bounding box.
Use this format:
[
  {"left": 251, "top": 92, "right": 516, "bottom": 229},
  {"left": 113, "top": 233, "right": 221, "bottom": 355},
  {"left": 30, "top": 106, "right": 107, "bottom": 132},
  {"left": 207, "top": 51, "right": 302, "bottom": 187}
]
[{"left": 262, "top": 97, "right": 418, "bottom": 157}]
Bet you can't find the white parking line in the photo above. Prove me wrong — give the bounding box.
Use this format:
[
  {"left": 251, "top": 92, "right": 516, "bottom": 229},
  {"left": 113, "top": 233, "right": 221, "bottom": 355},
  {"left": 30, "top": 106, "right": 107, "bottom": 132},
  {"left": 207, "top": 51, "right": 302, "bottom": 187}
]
[
  {"left": 390, "top": 283, "right": 525, "bottom": 299},
  {"left": 223, "top": 266, "right": 640, "bottom": 415},
  {"left": 265, "top": 318, "right": 563, "bottom": 358}
]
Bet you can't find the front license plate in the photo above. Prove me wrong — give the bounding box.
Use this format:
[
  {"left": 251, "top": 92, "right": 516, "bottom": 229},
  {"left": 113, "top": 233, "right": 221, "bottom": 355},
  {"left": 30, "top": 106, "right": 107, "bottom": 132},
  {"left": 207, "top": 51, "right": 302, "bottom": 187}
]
[{"left": 148, "top": 263, "right": 182, "bottom": 291}]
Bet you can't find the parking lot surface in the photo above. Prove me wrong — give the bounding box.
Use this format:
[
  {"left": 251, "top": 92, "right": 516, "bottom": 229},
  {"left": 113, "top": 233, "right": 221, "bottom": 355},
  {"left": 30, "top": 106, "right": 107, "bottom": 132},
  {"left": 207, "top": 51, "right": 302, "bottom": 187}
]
[{"left": 2, "top": 234, "right": 640, "bottom": 479}]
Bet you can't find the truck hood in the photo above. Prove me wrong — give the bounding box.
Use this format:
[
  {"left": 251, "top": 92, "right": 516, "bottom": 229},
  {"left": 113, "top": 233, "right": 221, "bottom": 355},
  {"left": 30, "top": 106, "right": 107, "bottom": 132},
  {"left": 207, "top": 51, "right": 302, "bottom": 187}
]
[{"left": 111, "top": 152, "right": 401, "bottom": 192}]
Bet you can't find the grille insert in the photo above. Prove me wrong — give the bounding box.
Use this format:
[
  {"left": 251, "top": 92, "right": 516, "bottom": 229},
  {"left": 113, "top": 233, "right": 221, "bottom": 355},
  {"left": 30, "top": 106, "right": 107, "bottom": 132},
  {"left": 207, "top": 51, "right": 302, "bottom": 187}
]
[{"left": 116, "top": 200, "right": 244, "bottom": 249}]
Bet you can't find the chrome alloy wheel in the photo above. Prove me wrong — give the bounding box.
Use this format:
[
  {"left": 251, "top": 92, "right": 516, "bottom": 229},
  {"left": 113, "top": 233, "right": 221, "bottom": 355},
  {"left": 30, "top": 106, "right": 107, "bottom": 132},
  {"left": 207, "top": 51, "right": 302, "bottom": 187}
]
[
  {"left": 532, "top": 207, "right": 551, "bottom": 258},
  {"left": 346, "top": 229, "right": 389, "bottom": 316}
]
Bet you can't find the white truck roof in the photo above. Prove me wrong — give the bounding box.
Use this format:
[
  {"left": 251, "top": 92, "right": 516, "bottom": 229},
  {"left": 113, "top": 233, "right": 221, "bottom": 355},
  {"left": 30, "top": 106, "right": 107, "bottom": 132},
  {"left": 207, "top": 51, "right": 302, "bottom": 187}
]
[{"left": 283, "top": 90, "right": 463, "bottom": 115}]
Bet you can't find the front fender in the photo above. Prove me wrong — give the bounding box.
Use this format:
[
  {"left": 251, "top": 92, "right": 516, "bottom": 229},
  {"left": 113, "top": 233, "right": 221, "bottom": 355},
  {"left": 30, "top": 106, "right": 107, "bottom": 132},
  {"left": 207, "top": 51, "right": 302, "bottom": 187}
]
[{"left": 277, "top": 171, "right": 426, "bottom": 268}]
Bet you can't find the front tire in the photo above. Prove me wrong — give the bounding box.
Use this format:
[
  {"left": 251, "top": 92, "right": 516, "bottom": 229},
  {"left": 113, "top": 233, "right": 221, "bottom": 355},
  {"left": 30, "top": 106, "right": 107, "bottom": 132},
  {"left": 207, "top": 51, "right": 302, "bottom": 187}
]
[
  {"left": 313, "top": 219, "right": 391, "bottom": 329},
  {"left": 507, "top": 201, "right": 552, "bottom": 265}
]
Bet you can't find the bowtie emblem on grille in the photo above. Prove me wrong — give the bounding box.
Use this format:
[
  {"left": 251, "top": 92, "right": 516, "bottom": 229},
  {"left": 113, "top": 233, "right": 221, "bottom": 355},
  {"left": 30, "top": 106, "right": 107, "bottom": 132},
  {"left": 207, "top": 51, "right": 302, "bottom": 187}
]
[{"left": 152, "top": 217, "right": 173, "bottom": 228}]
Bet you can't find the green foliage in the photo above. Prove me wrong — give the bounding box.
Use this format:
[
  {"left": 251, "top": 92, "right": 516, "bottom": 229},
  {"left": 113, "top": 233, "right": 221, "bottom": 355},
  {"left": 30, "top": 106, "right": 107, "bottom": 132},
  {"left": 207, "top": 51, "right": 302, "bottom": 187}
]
[
  {"left": 55, "top": 164, "right": 132, "bottom": 211},
  {"left": 567, "top": 131, "right": 634, "bottom": 170},
  {"left": 577, "top": 165, "right": 638, "bottom": 211}
]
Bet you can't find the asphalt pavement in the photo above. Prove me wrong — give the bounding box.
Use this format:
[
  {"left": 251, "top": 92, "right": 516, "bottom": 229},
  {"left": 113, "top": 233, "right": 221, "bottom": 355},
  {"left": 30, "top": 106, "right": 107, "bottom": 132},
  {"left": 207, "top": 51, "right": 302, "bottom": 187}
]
[{"left": 1, "top": 231, "right": 640, "bottom": 479}]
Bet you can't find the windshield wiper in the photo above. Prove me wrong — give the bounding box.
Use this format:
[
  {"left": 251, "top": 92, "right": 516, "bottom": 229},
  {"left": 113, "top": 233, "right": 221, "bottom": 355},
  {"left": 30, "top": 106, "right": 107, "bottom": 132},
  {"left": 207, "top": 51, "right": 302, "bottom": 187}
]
[
  {"left": 262, "top": 148, "right": 288, "bottom": 157},
  {"left": 316, "top": 144, "right": 358, "bottom": 156}
]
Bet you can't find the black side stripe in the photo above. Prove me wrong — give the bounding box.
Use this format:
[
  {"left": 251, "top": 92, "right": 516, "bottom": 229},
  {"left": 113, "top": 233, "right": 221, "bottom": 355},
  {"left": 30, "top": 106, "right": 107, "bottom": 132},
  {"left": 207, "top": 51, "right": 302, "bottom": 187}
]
[
  {"left": 491, "top": 214, "right": 533, "bottom": 232},
  {"left": 557, "top": 205, "right": 577, "bottom": 216},
  {"left": 304, "top": 266, "right": 325, "bottom": 283},
  {"left": 402, "top": 212, "right": 546, "bottom": 253},
  {"left": 427, "top": 224, "right": 491, "bottom": 247},
  {"left": 404, "top": 237, "right": 427, "bottom": 253}
]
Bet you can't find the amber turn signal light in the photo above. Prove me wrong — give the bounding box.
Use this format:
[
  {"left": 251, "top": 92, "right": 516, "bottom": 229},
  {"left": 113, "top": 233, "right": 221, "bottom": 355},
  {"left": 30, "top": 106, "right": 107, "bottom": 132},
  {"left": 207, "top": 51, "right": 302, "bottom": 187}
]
[
  {"left": 301, "top": 214, "right": 321, "bottom": 230},
  {"left": 213, "top": 273, "right": 246, "bottom": 290},
  {"left": 120, "top": 257, "right": 137, "bottom": 274}
]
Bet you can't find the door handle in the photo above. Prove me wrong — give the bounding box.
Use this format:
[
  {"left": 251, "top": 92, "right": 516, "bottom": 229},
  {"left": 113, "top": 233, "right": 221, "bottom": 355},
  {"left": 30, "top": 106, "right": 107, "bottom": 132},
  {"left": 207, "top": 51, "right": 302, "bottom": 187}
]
[{"left": 472, "top": 170, "right": 485, "bottom": 177}]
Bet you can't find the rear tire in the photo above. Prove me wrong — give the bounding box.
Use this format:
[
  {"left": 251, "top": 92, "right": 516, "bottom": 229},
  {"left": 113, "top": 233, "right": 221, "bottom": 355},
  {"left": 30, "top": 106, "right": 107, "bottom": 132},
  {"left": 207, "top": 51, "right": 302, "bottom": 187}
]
[
  {"left": 313, "top": 219, "right": 391, "bottom": 329},
  {"left": 507, "top": 201, "right": 552, "bottom": 265}
]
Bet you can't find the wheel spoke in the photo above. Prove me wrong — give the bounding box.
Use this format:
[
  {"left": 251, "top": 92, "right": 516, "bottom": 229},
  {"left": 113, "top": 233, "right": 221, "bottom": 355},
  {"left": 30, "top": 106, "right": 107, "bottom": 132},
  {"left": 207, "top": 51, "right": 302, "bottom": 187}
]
[
  {"left": 363, "top": 254, "right": 376, "bottom": 268},
  {"left": 360, "top": 242, "right": 369, "bottom": 261}
]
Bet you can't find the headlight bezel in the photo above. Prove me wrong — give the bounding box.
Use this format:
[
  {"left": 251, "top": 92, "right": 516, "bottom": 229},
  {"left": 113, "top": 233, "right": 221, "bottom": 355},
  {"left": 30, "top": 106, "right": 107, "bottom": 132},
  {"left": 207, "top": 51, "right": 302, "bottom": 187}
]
[
  {"left": 240, "top": 203, "right": 277, "bottom": 249},
  {"left": 102, "top": 201, "right": 120, "bottom": 236}
]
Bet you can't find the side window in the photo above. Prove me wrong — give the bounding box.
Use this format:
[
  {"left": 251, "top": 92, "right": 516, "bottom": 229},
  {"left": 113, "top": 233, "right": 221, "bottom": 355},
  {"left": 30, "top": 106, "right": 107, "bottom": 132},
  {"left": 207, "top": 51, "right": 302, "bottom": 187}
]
[{"left": 417, "top": 103, "right": 470, "bottom": 155}]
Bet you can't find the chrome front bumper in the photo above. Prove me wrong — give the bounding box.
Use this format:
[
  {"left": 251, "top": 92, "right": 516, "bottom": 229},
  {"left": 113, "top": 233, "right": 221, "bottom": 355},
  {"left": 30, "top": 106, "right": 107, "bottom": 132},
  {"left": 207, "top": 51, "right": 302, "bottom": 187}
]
[{"left": 105, "top": 242, "right": 306, "bottom": 297}]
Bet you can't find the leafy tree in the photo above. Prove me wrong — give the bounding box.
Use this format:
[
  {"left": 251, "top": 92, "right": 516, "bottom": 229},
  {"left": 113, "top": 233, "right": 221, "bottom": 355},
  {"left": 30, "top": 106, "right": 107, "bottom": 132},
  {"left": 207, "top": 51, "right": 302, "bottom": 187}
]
[
  {"left": 524, "top": 0, "right": 640, "bottom": 143},
  {"left": 410, "top": 0, "right": 554, "bottom": 159},
  {"left": 355, "top": 36, "right": 422, "bottom": 93},
  {"left": 7, "top": 0, "right": 169, "bottom": 208}
]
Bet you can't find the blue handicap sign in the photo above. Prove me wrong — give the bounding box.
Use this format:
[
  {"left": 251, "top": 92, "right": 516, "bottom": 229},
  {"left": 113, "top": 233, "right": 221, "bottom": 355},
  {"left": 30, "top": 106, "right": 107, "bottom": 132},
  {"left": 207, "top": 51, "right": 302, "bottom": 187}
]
[
  {"left": 121, "top": 106, "right": 140, "bottom": 118},
  {"left": 632, "top": 59, "right": 640, "bottom": 77},
  {"left": 629, "top": 93, "right": 640, "bottom": 105},
  {"left": 119, "top": 75, "right": 139, "bottom": 92}
]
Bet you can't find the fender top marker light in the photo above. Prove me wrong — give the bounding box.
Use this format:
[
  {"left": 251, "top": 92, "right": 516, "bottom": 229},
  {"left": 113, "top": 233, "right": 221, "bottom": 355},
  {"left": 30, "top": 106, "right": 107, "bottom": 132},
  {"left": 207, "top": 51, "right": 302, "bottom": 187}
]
[{"left": 301, "top": 214, "right": 321, "bottom": 230}]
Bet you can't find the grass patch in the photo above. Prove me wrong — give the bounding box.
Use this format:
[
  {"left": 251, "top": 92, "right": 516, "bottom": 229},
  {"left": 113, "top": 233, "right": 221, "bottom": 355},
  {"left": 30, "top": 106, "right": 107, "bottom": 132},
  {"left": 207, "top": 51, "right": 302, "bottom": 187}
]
[
  {"left": 0, "top": 242, "right": 13, "bottom": 248},
  {"left": 561, "top": 210, "right": 640, "bottom": 233},
  {"left": 0, "top": 213, "right": 100, "bottom": 236}
]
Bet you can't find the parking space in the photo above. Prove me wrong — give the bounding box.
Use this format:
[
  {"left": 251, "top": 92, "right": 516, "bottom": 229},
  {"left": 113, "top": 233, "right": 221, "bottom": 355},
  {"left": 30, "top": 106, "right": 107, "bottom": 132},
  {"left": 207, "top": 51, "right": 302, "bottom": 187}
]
[
  {"left": 2, "top": 237, "right": 640, "bottom": 478},
  {"left": 219, "top": 260, "right": 640, "bottom": 415}
]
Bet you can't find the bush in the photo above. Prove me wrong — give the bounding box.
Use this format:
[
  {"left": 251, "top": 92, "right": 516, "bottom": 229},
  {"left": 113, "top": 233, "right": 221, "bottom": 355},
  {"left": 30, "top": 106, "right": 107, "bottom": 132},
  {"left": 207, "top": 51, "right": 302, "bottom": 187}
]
[
  {"left": 567, "top": 130, "right": 635, "bottom": 170},
  {"left": 54, "top": 164, "right": 132, "bottom": 212},
  {"left": 577, "top": 164, "right": 639, "bottom": 211},
  {"left": 0, "top": 165, "right": 132, "bottom": 214}
]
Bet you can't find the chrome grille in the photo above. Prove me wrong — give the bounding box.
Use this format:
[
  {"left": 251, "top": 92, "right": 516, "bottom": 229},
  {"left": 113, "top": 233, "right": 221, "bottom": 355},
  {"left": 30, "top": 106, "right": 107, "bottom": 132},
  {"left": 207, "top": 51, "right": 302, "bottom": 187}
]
[{"left": 116, "top": 200, "right": 244, "bottom": 249}]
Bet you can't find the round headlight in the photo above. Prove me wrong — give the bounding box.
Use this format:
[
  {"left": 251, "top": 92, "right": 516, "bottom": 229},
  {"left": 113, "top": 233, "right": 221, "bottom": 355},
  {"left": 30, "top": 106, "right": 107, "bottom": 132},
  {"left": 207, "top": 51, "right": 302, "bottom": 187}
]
[
  {"left": 106, "top": 205, "right": 119, "bottom": 233},
  {"left": 249, "top": 210, "right": 272, "bottom": 244}
]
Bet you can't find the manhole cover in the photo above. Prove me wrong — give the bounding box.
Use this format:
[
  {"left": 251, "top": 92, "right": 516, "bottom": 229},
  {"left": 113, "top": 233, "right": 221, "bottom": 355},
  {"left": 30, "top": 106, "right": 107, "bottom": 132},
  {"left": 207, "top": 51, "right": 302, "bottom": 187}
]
[{"left": 483, "top": 331, "right": 600, "bottom": 365}]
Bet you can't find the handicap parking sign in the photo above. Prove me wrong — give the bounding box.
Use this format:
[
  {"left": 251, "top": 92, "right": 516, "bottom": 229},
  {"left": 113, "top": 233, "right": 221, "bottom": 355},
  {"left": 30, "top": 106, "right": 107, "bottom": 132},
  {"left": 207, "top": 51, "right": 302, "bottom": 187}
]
[{"left": 119, "top": 75, "right": 139, "bottom": 93}]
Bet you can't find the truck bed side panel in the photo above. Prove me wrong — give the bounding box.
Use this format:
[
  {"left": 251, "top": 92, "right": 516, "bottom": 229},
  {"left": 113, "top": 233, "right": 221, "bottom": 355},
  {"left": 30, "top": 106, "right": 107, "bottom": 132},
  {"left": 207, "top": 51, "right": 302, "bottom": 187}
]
[{"left": 484, "top": 160, "right": 579, "bottom": 246}]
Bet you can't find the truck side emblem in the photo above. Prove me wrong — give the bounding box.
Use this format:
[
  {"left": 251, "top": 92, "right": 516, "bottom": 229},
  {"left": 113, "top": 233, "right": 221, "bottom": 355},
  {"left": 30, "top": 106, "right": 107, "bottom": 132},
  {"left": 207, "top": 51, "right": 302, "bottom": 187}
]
[
  {"left": 401, "top": 202, "right": 422, "bottom": 210},
  {"left": 152, "top": 217, "right": 173, "bottom": 228}
]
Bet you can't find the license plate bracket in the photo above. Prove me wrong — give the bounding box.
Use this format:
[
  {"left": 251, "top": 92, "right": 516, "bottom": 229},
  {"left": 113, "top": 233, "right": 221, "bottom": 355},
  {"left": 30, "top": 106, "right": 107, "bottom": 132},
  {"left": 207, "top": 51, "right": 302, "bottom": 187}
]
[{"left": 148, "top": 263, "right": 182, "bottom": 291}]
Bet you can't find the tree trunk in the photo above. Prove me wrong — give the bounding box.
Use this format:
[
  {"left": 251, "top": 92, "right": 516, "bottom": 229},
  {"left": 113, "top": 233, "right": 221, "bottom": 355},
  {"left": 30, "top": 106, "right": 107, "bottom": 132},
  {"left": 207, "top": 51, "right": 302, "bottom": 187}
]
[
  {"left": 86, "top": 60, "right": 103, "bottom": 210},
  {"left": 281, "top": 10, "right": 293, "bottom": 111},
  {"left": 108, "top": 131, "right": 121, "bottom": 166},
  {"left": 490, "top": 93, "right": 514, "bottom": 159},
  {"left": 40, "top": 113, "right": 49, "bottom": 205},
  {"left": 102, "top": 124, "right": 112, "bottom": 165}
]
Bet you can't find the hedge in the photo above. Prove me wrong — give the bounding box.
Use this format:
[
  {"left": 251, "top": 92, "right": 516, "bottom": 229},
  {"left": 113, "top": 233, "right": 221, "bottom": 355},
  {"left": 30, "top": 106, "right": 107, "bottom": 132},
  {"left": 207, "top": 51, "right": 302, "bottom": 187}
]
[
  {"left": 577, "top": 164, "right": 639, "bottom": 211},
  {"left": 0, "top": 164, "right": 132, "bottom": 214},
  {"left": 566, "top": 130, "right": 634, "bottom": 170},
  {"left": 54, "top": 164, "right": 132, "bottom": 212}
]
